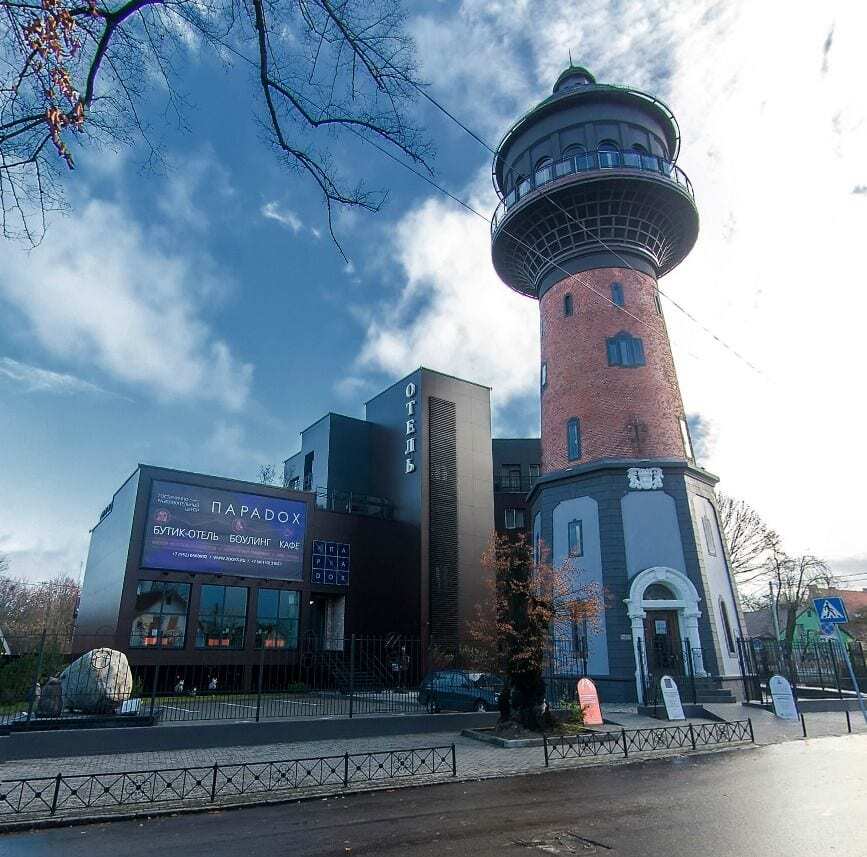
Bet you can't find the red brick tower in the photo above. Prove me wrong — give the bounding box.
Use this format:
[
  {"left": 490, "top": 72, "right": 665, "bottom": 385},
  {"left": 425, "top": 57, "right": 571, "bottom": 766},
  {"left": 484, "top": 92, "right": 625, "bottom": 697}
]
[{"left": 490, "top": 66, "right": 699, "bottom": 474}]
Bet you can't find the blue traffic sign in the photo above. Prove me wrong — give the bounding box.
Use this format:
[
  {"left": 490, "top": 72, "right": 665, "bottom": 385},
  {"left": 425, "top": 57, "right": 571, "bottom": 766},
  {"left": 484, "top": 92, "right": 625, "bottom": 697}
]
[{"left": 813, "top": 597, "right": 848, "bottom": 624}]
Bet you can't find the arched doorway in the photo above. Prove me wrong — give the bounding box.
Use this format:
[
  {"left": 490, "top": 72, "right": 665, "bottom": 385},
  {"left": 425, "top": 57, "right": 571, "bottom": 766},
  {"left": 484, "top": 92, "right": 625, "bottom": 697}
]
[{"left": 624, "top": 567, "right": 705, "bottom": 703}]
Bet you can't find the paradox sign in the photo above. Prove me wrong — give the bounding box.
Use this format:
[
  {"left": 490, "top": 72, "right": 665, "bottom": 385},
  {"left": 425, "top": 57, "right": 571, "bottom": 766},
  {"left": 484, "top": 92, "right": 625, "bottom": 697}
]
[
  {"left": 142, "top": 481, "right": 306, "bottom": 579},
  {"left": 311, "top": 541, "right": 350, "bottom": 586}
]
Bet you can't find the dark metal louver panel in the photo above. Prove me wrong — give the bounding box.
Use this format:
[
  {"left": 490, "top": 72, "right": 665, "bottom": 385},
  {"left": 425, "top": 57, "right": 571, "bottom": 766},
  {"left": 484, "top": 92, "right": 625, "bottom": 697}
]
[{"left": 428, "top": 397, "right": 458, "bottom": 648}]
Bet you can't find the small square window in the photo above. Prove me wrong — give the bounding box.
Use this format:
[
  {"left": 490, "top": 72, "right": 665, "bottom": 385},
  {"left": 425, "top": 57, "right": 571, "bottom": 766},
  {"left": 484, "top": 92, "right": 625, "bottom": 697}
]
[
  {"left": 505, "top": 508, "right": 525, "bottom": 529},
  {"left": 564, "top": 294, "right": 573, "bottom": 317},
  {"left": 610, "top": 282, "right": 625, "bottom": 307}
]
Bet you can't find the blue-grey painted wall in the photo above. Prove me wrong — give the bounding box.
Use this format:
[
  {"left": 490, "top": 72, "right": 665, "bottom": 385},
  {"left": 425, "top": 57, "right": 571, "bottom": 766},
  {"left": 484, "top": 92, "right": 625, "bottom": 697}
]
[{"left": 621, "top": 491, "right": 687, "bottom": 579}]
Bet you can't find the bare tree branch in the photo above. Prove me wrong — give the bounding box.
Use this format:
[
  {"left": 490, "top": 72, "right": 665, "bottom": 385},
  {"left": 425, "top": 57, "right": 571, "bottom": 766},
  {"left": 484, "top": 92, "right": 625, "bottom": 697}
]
[{"left": 0, "top": 0, "right": 432, "bottom": 243}]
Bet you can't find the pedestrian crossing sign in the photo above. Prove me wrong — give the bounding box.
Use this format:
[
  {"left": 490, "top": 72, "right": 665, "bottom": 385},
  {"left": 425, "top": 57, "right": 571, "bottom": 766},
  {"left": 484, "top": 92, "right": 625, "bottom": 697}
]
[{"left": 813, "top": 597, "right": 848, "bottom": 624}]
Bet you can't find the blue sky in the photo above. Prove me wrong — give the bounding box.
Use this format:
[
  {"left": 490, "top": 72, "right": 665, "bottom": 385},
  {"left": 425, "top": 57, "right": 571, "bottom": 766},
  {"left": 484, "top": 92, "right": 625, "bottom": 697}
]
[{"left": 1, "top": 1, "right": 865, "bottom": 584}]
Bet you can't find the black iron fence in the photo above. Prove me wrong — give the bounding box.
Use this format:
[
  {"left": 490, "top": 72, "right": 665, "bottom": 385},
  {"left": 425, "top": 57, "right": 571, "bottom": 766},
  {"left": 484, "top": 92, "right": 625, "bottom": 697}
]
[
  {"left": 0, "top": 744, "right": 456, "bottom": 820},
  {"left": 636, "top": 638, "right": 705, "bottom": 707},
  {"left": 543, "top": 719, "right": 753, "bottom": 766},
  {"left": 738, "top": 637, "right": 867, "bottom": 704},
  {"left": 0, "top": 632, "right": 506, "bottom": 727}
]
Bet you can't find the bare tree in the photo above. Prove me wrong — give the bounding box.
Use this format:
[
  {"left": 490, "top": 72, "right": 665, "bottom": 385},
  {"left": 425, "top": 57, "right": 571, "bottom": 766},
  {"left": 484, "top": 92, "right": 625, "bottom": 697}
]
[
  {"left": 716, "top": 492, "right": 772, "bottom": 582},
  {"left": 0, "top": 572, "right": 81, "bottom": 638},
  {"left": 0, "top": 0, "right": 432, "bottom": 244},
  {"left": 256, "top": 463, "right": 276, "bottom": 484}
]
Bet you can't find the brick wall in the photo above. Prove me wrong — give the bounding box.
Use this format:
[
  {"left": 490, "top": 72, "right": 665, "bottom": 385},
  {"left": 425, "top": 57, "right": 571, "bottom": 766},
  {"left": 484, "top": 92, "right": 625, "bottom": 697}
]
[{"left": 540, "top": 267, "right": 688, "bottom": 472}]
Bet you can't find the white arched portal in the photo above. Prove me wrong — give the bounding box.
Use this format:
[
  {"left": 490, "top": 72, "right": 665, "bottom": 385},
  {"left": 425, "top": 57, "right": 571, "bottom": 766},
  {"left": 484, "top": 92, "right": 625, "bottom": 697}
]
[{"left": 624, "top": 567, "right": 705, "bottom": 703}]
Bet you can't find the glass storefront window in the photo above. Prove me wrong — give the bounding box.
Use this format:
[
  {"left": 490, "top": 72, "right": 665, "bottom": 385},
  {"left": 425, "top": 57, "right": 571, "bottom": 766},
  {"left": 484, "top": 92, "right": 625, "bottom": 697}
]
[
  {"left": 196, "top": 585, "right": 248, "bottom": 649},
  {"left": 255, "top": 589, "right": 300, "bottom": 649},
  {"left": 130, "top": 581, "right": 191, "bottom": 648}
]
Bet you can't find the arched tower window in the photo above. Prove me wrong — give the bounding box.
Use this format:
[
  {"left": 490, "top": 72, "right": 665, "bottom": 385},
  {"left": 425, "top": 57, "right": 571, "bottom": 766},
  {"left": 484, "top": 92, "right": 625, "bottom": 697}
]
[
  {"left": 598, "top": 139, "right": 619, "bottom": 168},
  {"left": 610, "top": 281, "right": 624, "bottom": 306},
  {"left": 606, "top": 331, "right": 645, "bottom": 367},
  {"left": 719, "top": 598, "right": 737, "bottom": 654},
  {"left": 564, "top": 293, "right": 573, "bottom": 317},
  {"left": 535, "top": 156, "right": 553, "bottom": 185}
]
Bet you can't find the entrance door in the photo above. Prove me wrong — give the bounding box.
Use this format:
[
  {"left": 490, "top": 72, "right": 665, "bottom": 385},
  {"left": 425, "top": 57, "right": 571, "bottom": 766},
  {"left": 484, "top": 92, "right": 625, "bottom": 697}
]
[{"left": 643, "top": 610, "right": 683, "bottom": 673}]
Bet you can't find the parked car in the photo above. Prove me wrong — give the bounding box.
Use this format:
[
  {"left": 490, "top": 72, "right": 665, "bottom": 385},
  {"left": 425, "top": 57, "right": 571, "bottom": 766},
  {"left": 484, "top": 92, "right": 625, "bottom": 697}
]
[{"left": 418, "top": 669, "right": 502, "bottom": 712}]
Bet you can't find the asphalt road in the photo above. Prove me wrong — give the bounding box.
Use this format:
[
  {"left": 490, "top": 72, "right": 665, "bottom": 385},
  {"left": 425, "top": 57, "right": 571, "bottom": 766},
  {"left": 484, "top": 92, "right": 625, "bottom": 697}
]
[{"left": 4, "top": 735, "right": 866, "bottom": 856}]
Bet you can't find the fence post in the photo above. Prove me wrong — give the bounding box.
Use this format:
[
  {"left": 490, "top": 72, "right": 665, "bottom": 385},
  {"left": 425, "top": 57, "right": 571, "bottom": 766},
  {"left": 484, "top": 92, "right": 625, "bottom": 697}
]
[
  {"left": 543, "top": 735, "right": 549, "bottom": 768},
  {"left": 255, "top": 641, "right": 265, "bottom": 723},
  {"left": 688, "top": 723, "right": 696, "bottom": 750},
  {"left": 686, "top": 643, "right": 697, "bottom": 706},
  {"left": 50, "top": 772, "right": 62, "bottom": 815},
  {"left": 27, "top": 628, "right": 47, "bottom": 722},
  {"left": 348, "top": 634, "right": 355, "bottom": 719},
  {"left": 149, "top": 659, "right": 160, "bottom": 718},
  {"left": 747, "top": 717, "right": 755, "bottom": 744},
  {"left": 621, "top": 729, "right": 629, "bottom": 758},
  {"left": 828, "top": 639, "right": 844, "bottom": 701},
  {"left": 846, "top": 708, "right": 852, "bottom": 734},
  {"left": 451, "top": 743, "right": 457, "bottom": 777},
  {"left": 210, "top": 763, "right": 218, "bottom": 802},
  {"left": 800, "top": 712, "right": 807, "bottom": 738},
  {"left": 343, "top": 752, "right": 350, "bottom": 788},
  {"left": 736, "top": 639, "right": 750, "bottom": 703}
]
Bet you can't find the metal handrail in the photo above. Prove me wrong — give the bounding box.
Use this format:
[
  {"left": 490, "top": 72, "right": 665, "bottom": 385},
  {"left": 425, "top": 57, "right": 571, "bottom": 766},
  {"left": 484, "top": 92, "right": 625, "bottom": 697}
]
[{"left": 491, "top": 148, "right": 694, "bottom": 234}]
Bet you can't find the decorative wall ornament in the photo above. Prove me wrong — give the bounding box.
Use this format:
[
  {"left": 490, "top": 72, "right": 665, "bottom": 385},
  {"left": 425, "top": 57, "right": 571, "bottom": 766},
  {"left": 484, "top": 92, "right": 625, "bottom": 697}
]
[{"left": 627, "top": 467, "right": 663, "bottom": 490}]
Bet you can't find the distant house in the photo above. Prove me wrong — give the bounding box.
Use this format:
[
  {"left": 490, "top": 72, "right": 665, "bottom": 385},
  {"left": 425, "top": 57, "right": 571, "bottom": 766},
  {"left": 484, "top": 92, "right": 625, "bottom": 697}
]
[{"left": 743, "top": 588, "right": 866, "bottom": 645}]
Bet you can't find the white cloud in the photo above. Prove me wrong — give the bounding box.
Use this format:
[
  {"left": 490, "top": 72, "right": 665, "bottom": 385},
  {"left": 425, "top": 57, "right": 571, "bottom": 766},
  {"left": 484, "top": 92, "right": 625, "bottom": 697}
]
[
  {"left": 354, "top": 169, "right": 539, "bottom": 434},
  {"left": 361, "top": 1, "right": 867, "bottom": 563},
  {"left": 0, "top": 200, "right": 252, "bottom": 409},
  {"left": 261, "top": 201, "right": 304, "bottom": 234},
  {"left": 0, "top": 357, "right": 113, "bottom": 397}
]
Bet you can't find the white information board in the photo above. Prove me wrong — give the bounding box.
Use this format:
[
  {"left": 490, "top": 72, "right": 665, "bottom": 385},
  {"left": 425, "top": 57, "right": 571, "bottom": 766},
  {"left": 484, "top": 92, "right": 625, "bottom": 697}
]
[
  {"left": 660, "top": 675, "right": 685, "bottom": 720},
  {"left": 769, "top": 674, "right": 798, "bottom": 720}
]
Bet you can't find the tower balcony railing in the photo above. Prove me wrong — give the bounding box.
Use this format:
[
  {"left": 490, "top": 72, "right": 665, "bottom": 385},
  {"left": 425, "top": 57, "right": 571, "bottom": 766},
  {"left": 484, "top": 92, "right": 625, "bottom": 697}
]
[{"left": 491, "top": 149, "right": 694, "bottom": 234}]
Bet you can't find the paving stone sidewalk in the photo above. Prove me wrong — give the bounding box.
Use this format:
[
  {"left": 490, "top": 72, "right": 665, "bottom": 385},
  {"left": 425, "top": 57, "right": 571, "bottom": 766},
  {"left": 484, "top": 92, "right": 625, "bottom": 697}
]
[{"left": 3, "top": 704, "right": 863, "bottom": 783}]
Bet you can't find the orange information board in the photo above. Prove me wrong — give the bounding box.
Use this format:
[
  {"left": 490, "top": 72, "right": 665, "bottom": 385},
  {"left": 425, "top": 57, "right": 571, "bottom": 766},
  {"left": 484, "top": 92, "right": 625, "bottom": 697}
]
[{"left": 576, "top": 677, "right": 603, "bottom": 726}]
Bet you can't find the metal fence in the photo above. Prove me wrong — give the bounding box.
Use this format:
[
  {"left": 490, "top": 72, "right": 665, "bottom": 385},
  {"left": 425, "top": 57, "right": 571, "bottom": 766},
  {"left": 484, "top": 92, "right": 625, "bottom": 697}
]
[
  {"left": 543, "top": 719, "right": 754, "bottom": 766},
  {"left": 0, "top": 632, "right": 506, "bottom": 727},
  {"left": 738, "top": 638, "right": 867, "bottom": 704},
  {"left": 0, "top": 744, "right": 457, "bottom": 820}
]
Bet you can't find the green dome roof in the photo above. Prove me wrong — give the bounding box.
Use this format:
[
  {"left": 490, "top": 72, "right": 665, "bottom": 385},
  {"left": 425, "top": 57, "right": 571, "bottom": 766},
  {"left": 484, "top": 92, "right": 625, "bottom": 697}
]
[{"left": 553, "top": 65, "right": 596, "bottom": 92}]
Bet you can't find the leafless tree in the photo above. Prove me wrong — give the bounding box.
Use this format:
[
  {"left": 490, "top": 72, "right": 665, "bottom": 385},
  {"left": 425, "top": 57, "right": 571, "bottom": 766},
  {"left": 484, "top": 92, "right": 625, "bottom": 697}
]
[
  {"left": 256, "top": 463, "right": 276, "bottom": 484},
  {"left": 0, "top": 572, "right": 81, "bottom": 638},
  {"left": 737, "top": 529, "right": 834, "bottom": 642},
  {"left": 716, "top": 492, "right": 772, "bottom": 582},
  {"left": 0, "top": 0, "right": 432, "bottom": 245}
]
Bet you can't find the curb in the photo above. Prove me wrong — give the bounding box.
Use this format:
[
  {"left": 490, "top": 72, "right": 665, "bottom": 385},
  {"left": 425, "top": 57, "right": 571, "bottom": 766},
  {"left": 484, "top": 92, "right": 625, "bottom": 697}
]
[{"left": 0, "top": 741, "right": 758, "bottom": 835}]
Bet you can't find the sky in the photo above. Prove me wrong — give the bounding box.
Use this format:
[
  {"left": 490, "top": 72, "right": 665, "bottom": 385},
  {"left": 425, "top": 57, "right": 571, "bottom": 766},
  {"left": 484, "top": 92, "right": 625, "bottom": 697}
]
[{"left": 1, "top": 0, "right": 866, "bottom": 587}]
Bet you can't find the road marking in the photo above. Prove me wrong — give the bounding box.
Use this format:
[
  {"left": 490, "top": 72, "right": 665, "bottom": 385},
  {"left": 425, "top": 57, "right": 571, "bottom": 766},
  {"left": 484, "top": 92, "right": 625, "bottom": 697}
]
[
  {"left": 161, "top": 705, "right": 196, "bottom": 713},
  {"left": 217, "top": 702, "right": 258, "bottom": 710},
  {"left": 271, "top": 699, "right": 323, "bottom": 707}
]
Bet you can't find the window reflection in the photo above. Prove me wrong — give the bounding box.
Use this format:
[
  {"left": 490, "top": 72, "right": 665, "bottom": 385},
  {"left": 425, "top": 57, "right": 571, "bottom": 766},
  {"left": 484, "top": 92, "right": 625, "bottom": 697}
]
[
  {"left": 130, "top": 581, "right": 191, "bottom": 649},
  {"left": 255, "top": 589, "right": 300, "bottom": 649},
  {"left": 196, "top": 585, "right": 248, "bottom": 649}
]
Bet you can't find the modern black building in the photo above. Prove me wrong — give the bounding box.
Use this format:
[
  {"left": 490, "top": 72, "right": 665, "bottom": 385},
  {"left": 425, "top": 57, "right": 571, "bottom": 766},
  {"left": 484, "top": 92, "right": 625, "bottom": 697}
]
[{"left": 75, "top": 368, "right": 496, "bottom": 677}]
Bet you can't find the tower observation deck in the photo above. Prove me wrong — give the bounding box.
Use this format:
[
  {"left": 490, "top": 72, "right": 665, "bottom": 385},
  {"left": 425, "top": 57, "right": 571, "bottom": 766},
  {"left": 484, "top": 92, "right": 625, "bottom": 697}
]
[{"left": 491, "top": 66, "right": 700, "bottom": 472}]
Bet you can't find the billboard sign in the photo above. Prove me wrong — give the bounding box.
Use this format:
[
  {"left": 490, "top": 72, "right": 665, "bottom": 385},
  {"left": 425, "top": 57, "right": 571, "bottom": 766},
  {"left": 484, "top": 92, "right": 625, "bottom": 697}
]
[{"left": 141, "top": 480, "right": 306, "bottom": 579}]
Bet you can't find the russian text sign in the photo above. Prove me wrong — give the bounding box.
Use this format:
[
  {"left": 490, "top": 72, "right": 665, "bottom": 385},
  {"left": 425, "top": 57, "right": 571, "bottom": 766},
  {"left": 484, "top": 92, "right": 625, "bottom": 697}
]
[
  {"left": 142, "top": 481, "right": 306, "bottom": 579},
  {"left": 660, "top": 675, "right": 685, "bottom": 720},
  {"left": 769, "top": 674, "right": 798, "bottom": 720},
  {"left": 576, "top": 678, "right": 603, "bottom": 726}
]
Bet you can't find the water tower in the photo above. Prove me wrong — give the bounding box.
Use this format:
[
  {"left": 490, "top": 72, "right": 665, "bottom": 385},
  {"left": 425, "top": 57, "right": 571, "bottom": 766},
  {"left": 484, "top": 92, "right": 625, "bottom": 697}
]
[{"left": 491, "top": 65, "right": 745, "bottom": 703}]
